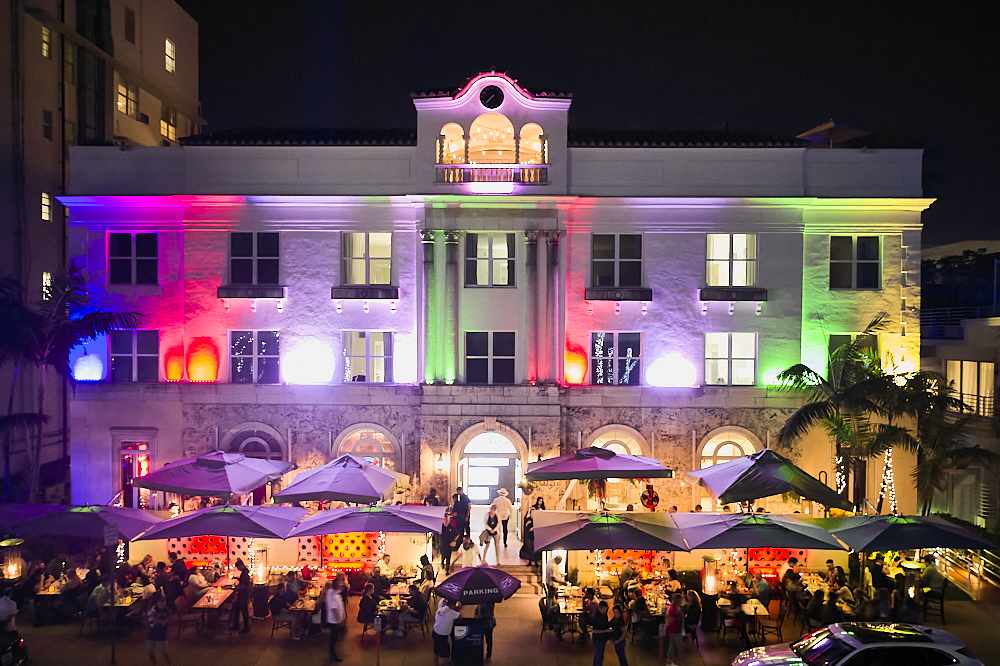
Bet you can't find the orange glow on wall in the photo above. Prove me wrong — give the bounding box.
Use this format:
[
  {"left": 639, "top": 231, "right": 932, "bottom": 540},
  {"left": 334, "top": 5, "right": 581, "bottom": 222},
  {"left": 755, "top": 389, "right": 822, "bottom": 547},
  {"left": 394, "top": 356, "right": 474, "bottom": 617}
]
[
  {"left": 186, "top": 337, "right": 219, "bottom": 382},
  {"left": 322, "top": 533, "right": 380, "bottom": 562},
  {"left": 565, "top": 340, "right": 588, "bottom": 385},
  {"left": 164, "top": 345, "right": 185, "bottom": 381}
]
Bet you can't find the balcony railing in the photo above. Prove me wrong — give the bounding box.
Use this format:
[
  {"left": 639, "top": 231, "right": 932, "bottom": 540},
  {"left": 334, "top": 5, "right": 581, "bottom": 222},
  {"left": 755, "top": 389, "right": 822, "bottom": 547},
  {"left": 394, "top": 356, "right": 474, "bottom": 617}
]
[
  {"left": 921, "top": 305, "right": 999, "bottom": 339},
  {"left": 436, "top": 163, "right": 548, "bottom": 185}
]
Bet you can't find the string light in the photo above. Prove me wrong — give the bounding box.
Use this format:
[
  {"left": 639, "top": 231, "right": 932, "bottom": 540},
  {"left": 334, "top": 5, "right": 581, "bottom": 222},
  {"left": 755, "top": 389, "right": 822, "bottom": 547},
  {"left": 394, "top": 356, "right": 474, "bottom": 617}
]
[
  {"left": 116, "top": 540, "right": 125, "bottom": 567},
  {"left": 835, "top": 456, "right": 847, "bottom": 494},
  {"left": 377, "top": 531, "right": 386, "bottom": 560},
  {"left": 877, "top": 448, "right": 897, "bottom": 513}
]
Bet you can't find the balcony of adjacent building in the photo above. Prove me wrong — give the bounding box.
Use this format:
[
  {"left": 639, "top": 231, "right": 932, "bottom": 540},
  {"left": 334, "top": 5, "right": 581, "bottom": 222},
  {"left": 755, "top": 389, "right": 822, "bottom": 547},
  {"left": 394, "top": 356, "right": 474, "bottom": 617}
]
[
  {"left": 921, "top": 305, "right": 1000, "bottom": 340},
  {"left": 435, "top": 116, "right": 549, "bottom": 186}
]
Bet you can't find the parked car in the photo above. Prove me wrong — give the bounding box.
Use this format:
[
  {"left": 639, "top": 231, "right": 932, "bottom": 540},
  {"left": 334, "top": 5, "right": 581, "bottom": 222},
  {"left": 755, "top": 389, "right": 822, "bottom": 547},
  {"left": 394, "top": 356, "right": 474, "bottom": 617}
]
[{"left": 732, "top": 622, "right": 982, "bottom": 666}]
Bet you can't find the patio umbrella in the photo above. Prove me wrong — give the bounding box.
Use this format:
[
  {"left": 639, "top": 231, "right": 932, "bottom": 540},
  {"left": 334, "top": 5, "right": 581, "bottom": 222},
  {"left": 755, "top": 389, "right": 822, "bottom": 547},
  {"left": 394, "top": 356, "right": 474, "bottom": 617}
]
[
  {"left": 532, "top": 510, "right": 689, "bottom": 553},
  {"left": 435, "top": 565, "right": 521, "bottom": 604},
  {"left": 0, "top": 503, "right": 64, "bottom": 531},
  {"left": 672, "top": 513, "right": 847, "bottom": 551},
  {"left": 804, "top": 515, "right": 996, "bottom": 552},
  {"left": 12, "top": 505, "right": 165, "bottom": 541},
  {"left": 134, "top": 504, "right": 307, "bottom": 541},
  {"left": 134, "top": 451, "right": 294, "bottom": 497},
  {"left": 273, "top": 454, "right": 407, "bottom": 504},
  {"left": 796, "top": 119, "right": 870, "bottom": 148},
  {"left": 525, "top": 446, "right": 674, "bottom": 481},
  {"left": 288, "top": 504, "right": 446, "bottom": 537},
  {"left": 685, "top": 449, "right": 854, "bottom": 511}
]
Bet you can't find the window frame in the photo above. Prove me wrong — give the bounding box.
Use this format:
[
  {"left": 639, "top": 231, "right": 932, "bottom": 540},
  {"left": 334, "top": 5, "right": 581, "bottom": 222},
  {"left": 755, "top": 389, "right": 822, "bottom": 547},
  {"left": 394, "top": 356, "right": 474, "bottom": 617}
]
[
  {"left": 342, "top": 331, "right": 393, "bottom": 384},
  {"left": 42, "top": 109, "right": 53, "bottom": 141},
  {"left": 41, "top": 25, "right": 51, "bottom": 58},
  {"left": 829, "top": 235, "right": 881, "bottom": 290},
  {"left": 41, "top": 192, "right": 51, "bottom": 221},
  {"left": 706, "top": 233, "right": 757, "bottom": 287},
  {"left": 117, "top": 80, "right": 138, "bottom": 118},
  {"left": 465, "top": 232, "right": 516, "bottom": 288},
  {"left": 946, "top": 360, "right": 995, "bottom": 417},
  {"left": 591, "top": 234, "right": 643, "bottom": 288},
  {"left": 229, "top": 232, "right": 280, "bottom": 285},
  {"left": 165, "top": 38, "right": 175, "bottom": 73},
  {"left": 342, "top": 232, "right": 392, "bottom": 286},
  {"left": 124, "top": 6, "right": 136, "bottom": 44},
  {"left": 112, "top": 429, "right": 156, "bottom": 509},
  {"left": 108, "top": 232, "right": 158, "bottom": 286},
  {"left": 704, "top": 332, "right": 757, "bottom": 386},
  {"left": 589, "top": 331, "right": 642, "bottom": 386},
  {"left": 229, "top": 330, "right": 280, "bottom": 384},
  {"left": 41, "top": 272, "right": 52, "bottom": 301},
  {"left": 465, "top": 331, "right": 516, "bottom": 385},
  {"left": 110, "top": 329, "right": 160, "bottom": 382},
  {"left": 160, "top": 107, "right": 177, "bottom": 141}
]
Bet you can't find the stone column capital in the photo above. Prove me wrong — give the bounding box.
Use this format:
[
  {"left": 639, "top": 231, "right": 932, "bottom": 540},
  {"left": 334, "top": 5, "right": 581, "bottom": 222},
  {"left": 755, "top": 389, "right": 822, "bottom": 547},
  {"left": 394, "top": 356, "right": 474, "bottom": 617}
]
[
  {"left": 420, "top": 229, "right": 436, "bottom": 243},
  {"left": 524, "top": 230, "right": 539, "bottom": 244},
  {"left": 544, "top": 231, "right": 560, "bottom": 244},
  {"left": 443, "top": 231, "right": 460, "bottom": 244}
]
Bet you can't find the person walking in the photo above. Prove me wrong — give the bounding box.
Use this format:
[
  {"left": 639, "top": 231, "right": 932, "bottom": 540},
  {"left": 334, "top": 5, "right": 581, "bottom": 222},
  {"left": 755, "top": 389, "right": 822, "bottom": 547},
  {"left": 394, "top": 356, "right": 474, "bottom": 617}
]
[
  {"left": 475, "top": 601, "right": 496, "bottom": 661},
  {"left": 441, "top": 512, "right": 459, "bottom": 575},
  {"left": 453, "top": 535, "right": 482, "bottom": 569},
  {"left": 146, "top": 594, "right": 172, "bottom": 665},
  {"left": 491, "top": 489, "right": 513, "bottom": 547},
  {"left": 590, "top": 600, "right": 613, "bottom": 666},
  {"left": 229, "top": 558, "right": 251, "bottom": 634},
  {"left": 483, "top": 505, "right": 500, "bottom": 565},
  {"left": 433, "top": 599, "right": 462, "bottom": 666},
  {"left": 519, "top": 507, "right": 538, "bottom": 566},
  {"left": 454, "top": 487, "right": 471, "bottom": 538},
  {"left": 324, "top": 580, "right": 346, "bottom": 662},
  {"left": 610, "top": 605, "right": 628, "bottom": 666},
  {"left": 663, "top": 593, "right": 685, "bottom": 666}
]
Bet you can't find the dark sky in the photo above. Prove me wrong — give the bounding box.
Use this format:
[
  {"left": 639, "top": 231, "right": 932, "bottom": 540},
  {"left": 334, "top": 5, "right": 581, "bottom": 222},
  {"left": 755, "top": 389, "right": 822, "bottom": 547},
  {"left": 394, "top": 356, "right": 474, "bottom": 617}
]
[{"left": 177, "top": 1, "right": 998, "bottom": 246}]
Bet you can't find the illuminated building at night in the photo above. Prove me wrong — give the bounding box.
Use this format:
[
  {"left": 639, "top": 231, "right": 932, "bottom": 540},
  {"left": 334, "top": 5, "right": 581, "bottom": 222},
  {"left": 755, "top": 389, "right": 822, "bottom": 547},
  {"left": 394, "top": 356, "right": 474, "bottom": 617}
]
[{"left": 61, "top": 72, "right": 929, "bottom": 515}]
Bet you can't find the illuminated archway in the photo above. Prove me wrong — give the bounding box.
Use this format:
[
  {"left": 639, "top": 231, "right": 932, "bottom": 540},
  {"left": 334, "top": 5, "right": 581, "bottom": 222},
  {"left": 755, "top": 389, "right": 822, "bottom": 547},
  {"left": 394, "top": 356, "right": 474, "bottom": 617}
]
[
  {"left": 451, "top": 421, "right": 527, "bottom": 504},
  {"left": 334, "top": 424, "right": 399, "bottom": 471},
  {"left": 696, "top": 426, "right": 762, "bottom": 510},
  {"left": 439, "top": 122, "right": 465, "bottom": 164},
  {"left": 469, "top": 113, "right": 515, "bottom": 163},
  {"left": 584, "top": 424, "right": 650, "bottom": 457},
  {"left": 519, "top": 123, "right": 544, "bottom": 164}
]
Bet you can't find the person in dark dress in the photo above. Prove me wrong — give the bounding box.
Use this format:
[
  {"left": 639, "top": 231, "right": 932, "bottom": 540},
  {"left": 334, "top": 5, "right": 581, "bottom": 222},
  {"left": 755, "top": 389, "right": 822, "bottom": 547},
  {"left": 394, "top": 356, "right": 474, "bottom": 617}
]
[
  {"left": 475, "top": 601, "right": 497, "bottom": 660},
  {"left": 357, "top": 583, "right": 377, "bottom": 625},
  {"left": 441, "top": 514, "right": 460, "bottom": 574},
  {"left": 519, "top": 508, "right": 538, "bottom": 565},
  {"left": 229, "top": 559, "right": 251, "bottom": 634},
  {"left": 454, "top": 488, "right": 471, "bottom": 538}
]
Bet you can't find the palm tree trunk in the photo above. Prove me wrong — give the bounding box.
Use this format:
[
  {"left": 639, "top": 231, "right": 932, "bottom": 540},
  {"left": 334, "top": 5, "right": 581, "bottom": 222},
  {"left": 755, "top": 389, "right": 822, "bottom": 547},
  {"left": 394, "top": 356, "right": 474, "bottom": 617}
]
[
  {"left": 29, "top": 368, "right": 46, "bottom": 503},
  {"left": 4, "top": 362, "right": 18, "bottom": 502}
]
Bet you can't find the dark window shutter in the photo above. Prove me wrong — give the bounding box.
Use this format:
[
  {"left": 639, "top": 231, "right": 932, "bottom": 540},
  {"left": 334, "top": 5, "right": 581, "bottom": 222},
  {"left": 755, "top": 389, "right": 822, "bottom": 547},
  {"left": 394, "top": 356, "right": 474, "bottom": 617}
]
[{"left": 124, "top": 7, "right": 135, "bottom": 44}]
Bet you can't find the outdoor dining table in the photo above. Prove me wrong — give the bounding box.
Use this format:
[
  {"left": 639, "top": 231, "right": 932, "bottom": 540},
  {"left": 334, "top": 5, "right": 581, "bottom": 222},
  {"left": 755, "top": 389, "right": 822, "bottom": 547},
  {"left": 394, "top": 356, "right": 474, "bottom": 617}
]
[
  {"left": 287, "top": 597, "right": 317, "bottom": 639},
  {"left": 377, "top": 597, "right": 410, "bottom": 635},
  {"left": 193, "top": 587, "right": 234, "bottom": 633}
]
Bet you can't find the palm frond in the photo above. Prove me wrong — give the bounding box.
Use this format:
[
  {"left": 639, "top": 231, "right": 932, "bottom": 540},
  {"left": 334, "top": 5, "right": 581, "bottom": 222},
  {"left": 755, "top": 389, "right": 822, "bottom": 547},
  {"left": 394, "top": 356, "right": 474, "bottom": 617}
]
[
  {"left": 0, "top": 412, "right": 50, "bottom": 435},
  {"left": 777, "top": 400, "right": 837, "bottom": 445}
]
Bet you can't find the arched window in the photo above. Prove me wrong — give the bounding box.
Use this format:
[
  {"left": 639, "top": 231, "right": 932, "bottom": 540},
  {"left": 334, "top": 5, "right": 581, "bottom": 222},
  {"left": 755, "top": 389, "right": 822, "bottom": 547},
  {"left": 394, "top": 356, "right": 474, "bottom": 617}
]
[
  {"left": 699, "top": 427, "right": 760, "bottom": 469},
  {"left": 519, "top": 123, "right": 545, "bottom": 165},
  {"left": 335, "top": 425, "right": 398, "bottom": 471},
  {"left": 586, "top": 425, "right": 648, "bottom": 457},
  {"left": 462, "top": 432, "right": 518, "bottom": 454},
  {"left": 469, "top": 113, "right": 515, "bottom": 164},
  {"left": 225, "top": 425, "right": 284, "bottom": 461},
  {"left": 439, "top": 123, "right": 465, "bottom": 165}
]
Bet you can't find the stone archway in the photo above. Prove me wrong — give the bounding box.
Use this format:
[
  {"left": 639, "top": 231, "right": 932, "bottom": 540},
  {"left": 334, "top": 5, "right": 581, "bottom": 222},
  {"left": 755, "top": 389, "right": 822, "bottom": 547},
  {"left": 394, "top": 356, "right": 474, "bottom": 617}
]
[
  {"left": 584, "top": 424, "right": 650, "bottom": 458},
  {"left": 450, "top": 419, "right": 528, "bottom": 505}
]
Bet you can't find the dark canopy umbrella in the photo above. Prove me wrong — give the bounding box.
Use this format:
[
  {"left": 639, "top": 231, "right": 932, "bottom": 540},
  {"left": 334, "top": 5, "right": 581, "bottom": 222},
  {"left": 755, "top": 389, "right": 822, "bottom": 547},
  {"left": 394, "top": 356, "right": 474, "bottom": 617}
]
[
  {"left": 12, "top": 505, "right": 165, "bottom": 541},
  {"left": 288, "top": 505, "right": 446, "bottom": 537},
  {"left": 532, "top": 510, "right": 689, "bottom": 552},
  {"left": 273, "top": 454, "right": 407, "bottom": 504},
  {"left": 672, "top": 513, "right": 847, "bottom": 550},
  {"left": 804, "top": 515, "right": 995, "bottom": 552},
  {"left": 526, "top": 446, "right": 674, "bottom": 481},
  {"left": 0, "top": 504, "right": 64, "bottom": 531},
  {"left": 135, "top": 504, "right": 307, "bottom": 541},
  {"left": 685, "top": 449, "right": 853, "bottom": 511},
  {"left": 134, "top": 451, "right": 293, "bottom": 498},
  {"left": 435, "top": 565, "right": 521, "bottom": 604}
]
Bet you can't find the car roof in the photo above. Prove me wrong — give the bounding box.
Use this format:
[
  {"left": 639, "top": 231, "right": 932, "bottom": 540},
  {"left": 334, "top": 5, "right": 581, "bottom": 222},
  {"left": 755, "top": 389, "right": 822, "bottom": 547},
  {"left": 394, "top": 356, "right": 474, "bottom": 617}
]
[{"left": 830, "top": 623, "right": 965, "bottom": 648}]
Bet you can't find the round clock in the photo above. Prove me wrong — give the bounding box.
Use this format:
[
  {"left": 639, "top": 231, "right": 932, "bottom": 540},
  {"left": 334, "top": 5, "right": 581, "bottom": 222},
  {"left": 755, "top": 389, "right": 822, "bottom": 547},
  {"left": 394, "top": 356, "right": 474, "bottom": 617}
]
[{"left": 480, "top": 85, "right": 504, "bottom": 109}]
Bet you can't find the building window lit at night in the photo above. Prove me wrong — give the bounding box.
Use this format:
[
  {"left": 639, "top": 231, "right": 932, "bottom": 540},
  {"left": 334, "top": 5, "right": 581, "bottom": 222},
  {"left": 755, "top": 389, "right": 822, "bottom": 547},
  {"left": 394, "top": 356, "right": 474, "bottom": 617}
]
[
  {"left": 706, "top": 233, "right": 757, "bottom": 287},
  {"left": 343, "top": 332, "right": 392, "bottom": 383},
  {"left": 466, "top": 233, "right": 515, "bottom": 287},
  {"left": 705, "top": 333, "right": 757, "bottom": 386},
  {"left": 343, "top": 232, "right": 391, "bottom": 285},
  {"left": 231, "top": 330, "right": 280, "bottom": 383},
  {"left": 41, "top": 192, "right": 51, "bottom": 221},
  {"left": 165, "top": 38, "right": 175, "bottom": 73},
  {"left": 590, "top": 332, "right": 641, "bottom": 385}
]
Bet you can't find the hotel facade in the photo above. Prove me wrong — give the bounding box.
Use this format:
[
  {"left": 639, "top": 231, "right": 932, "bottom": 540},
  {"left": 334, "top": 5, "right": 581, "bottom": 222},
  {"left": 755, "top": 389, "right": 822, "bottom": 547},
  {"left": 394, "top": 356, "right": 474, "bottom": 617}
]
[{"left": 61, "top": 72, "right": 929, "bottom": 517}]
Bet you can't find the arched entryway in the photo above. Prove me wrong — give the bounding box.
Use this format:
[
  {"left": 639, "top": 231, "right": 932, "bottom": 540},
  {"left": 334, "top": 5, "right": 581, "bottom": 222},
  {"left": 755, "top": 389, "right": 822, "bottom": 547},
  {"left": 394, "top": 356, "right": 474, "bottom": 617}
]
[
  {"left": 451, "top": 421, "right": 527, "bottom": 505},
  {"left": 220, "top": 421, "right": 286, "bottom": 504},
  {"left": 584, "top": 425, "right": 650, "bottom": 509},
  {"left": 696, "top": 426, "right": 762, "bottom": 510}
]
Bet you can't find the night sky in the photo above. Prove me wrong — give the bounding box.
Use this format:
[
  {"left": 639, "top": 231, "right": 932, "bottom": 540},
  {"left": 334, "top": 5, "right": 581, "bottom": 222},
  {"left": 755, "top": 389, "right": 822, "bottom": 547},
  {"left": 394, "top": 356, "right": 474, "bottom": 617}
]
[{"left": 177, "top": 2, "right": 998, "bottom": 247}]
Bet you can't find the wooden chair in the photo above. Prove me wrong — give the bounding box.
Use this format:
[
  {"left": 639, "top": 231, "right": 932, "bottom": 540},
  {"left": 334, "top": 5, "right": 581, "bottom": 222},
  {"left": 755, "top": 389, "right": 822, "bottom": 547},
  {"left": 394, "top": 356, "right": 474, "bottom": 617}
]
[
  {"left": 270, "top": 601, "right": 295, "bottom": 639},
  {"left": 923, "top": 579, "right": 948, "bottom": 625},
  {"left": 174, "top": 596, "right": 202, "bottom": 638},
  {"left": 758, "top": 603, "right": 786, "bottom": 644},
  {"left": 538, "top": 599, "right": 562, "bottom": 640}
]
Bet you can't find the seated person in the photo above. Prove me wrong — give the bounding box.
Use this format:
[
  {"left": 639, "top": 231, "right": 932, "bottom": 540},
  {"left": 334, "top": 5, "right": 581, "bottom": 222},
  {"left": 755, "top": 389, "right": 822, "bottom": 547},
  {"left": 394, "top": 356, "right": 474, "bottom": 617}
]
[
  {"left": 300, "top": 565, "right": 312, "bottom": 581},
  {"left": 921, "top": 555, "right": 946, "bottom": 595},
  {"left": 375, "top": 554, "right": 393, "bottom": 578},
  {"left": 824, "top": 559, "right": 837, "bottom": 585},
  {"left": 781, "top": 560, "right": 803, "bottom": 594},
  {"left": 664, "top": 569, "right": 682, "bottom": 594},
  {"left": 627, "top": 588, "right": 650, "bottom": 623},
  {"left": 185, "top": 567, "right": 211, "bottom": 602},
  {"left": 819, "top": 592, "right": 844, "bottom": 625},
  {"left": 357, "top": 583, "right": 378, "bottom": 625},
  {"left": 867, "top": 555, "right": 893, "bottom": 592},
  {"left": 752, "top": 571, "right": 771, "bottom": 607},
  {"left": 417, "top": 570, "right": 435, "bottom": 601},
  {"left": 419, "top": 555, "right": 435, "bottom": 582},
  {"left": 832, "top": 566, "right": 848, "bottom": 588},
  {"left": 541, "top": 588, "right": 565, "bottom": 636},
  {"left": 831, "top": 579, "right": 854, "bottom": 606},
  {"left": 370, "top": 567, "right": 391, "bottom": 600},
  {"left": 283, "top": 573, "right": 301, "bottom": 603},
  {"left": 401, "top": 584, "right": 428, "bottom": 626},
  {"left": 133, "top": 554, "right": 154, "bottom": 581},
  {"left": 84, "top": 577, "right": 111, "bottom": 615},
  {"left": 618, "top": 558, "right": 636, "bottom": 588},
  {"left": 805, "top": 590, "right": 824, "bottom": 621},
  {"left": 578, "top": 588, "right": 596, "bottom": 638},
  {"left": 269, "top": 582, "right": 291, "bottom": 617}
]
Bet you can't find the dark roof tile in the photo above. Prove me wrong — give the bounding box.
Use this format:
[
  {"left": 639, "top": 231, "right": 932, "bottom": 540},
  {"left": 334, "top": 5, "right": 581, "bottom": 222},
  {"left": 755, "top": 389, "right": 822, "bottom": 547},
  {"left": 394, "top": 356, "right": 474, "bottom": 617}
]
[
  {"left": 567, "top": 129, "right": 809, "bottom": 148},
  {"left": 180, "top": 127, "right": 416, "bottom": 147}
]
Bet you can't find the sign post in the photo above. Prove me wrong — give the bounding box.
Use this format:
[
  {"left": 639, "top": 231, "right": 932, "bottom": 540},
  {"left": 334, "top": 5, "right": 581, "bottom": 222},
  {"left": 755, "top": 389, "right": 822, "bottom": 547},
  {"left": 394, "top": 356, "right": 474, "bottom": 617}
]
[
  {"left": 374, "top": 617, "right": 382, "bottom": 666},
  {"left": 105, "top": 524, "right": 118, "bottom": 664}
]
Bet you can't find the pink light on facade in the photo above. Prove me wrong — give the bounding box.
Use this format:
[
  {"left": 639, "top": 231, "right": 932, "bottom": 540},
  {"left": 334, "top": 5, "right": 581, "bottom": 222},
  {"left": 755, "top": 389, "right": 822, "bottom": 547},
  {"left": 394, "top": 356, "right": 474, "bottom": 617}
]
[
  {"left": 452, "top": 71, "right": 535, "bottom": 102},
  {"left": 186, "top": 337, "right": 219, "bottom": 382}
]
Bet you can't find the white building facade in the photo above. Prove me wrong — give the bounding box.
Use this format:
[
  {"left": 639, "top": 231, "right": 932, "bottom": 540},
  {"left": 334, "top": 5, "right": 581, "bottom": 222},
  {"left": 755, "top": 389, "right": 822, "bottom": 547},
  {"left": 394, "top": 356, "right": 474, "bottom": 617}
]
[{"left": 62, "top": 72, "right": 929, "bottom": 516}]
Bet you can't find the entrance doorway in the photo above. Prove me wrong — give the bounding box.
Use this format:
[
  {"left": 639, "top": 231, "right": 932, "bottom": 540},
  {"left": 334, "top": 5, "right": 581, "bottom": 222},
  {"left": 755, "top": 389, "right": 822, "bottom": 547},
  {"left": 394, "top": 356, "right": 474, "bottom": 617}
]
[{"left": 456, "top": 432, "right": 521, "bottom": 505}]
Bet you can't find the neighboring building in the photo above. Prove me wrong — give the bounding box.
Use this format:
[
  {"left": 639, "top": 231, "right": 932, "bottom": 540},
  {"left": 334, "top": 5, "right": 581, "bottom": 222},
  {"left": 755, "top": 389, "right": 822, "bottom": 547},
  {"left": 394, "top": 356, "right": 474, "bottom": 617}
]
[
  {"left": 0, "top": 0, "right": 202, "bottom": 501},
  {"left": 61, "top": 72, "right": 927, "bottom": 518}
]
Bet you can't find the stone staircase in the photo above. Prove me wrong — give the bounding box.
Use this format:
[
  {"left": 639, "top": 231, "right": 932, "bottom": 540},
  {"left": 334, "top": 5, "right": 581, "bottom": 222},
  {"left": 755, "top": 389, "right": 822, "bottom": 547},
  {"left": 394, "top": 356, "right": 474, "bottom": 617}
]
[{"left": 498, "top": 564, "right": 544, "bottom": 596}]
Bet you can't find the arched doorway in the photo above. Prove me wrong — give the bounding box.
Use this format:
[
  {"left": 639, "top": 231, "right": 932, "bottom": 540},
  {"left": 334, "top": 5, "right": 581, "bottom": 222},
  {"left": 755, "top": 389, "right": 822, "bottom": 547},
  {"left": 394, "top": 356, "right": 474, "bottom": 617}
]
[
  {"left": 220, "top": 422, "right": 286, "bottom": 505},
  {"left": 585, "top": 425, "right": 650, "bottom": 509},
  {"left": 451, "top": 421, "right": 527, "bottom": 505},
  {"left": 696, "top": 426, "right": 762, "bottom": 510},
  {"left": 333, "top": 424, "right": 399, "bottom": 472}
]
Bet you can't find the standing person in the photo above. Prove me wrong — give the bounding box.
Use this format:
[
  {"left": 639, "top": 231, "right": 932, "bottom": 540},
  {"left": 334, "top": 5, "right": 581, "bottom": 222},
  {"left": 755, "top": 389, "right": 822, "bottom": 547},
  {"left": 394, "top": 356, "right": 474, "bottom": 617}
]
[
  {"left": 532, "top": 496, "right": 546, "bottom": 511},
  {"left": 483, "top": 505, "right": 500, "bottom": 565},
  {"left": 590, "top": 600, "right": 613, "bottom": 666},
  {"left": 609, "top": 605, "right": 628, "bottom": 666},
  {"left": 433, "top": 599, "right": 461, "bottom": 666},
  {"left": 664, "top": 593, "right": 685, "bottom": 666},
  {"left": 146, "top": 594, "right": 171, "bottom": 665},
  {"left": 520, "top": 507, "right": 538, "bottom": 566},
  {"left": 324, "top": 580, "right": 346, "bottom": 662},
  {"left": 453, "top": 535, "right": 481, "bottom": 569},
  {"left": 0, "top": 588, "right": 18, "bottom": 636},
  {"left": 545, "top": 555, "right": 566, "bottom": 596},
  {"left": 454, "top": 487, "right": 471, "bottom": 538},
  {"left": 229, "top": 558, "right": 251, "bottom": 634},
  {"left": 475, "top": 601, "right": 496, "bottom": 661},
  {"left": 424, "top": 488, "right": 440, "bottom": 506},
  {"left": 491, "top": 489, "right": 513, "bottom": 548},
  {"left": 441, "top": 512, "right": 458, "bottom": 575},
  {"left": 168, "top": 552, "right": 187, "bottom": 580}
]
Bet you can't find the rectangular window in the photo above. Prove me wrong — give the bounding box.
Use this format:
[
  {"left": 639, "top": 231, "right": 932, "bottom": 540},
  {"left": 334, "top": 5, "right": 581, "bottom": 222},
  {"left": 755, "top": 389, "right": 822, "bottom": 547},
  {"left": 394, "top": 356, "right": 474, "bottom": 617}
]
[
  {"left": 465, "top": 331, "right": 515, "bottom": 385},
  {"left": 108, "top": 232, "right": 157, "bottom": 285},
  {"left": 830, "top": 236, "right": 880, "bottom": 289},
  {"left": 342, "top": 232, "right": 391, "bottom": 285},
  {"left": 41, "top": 192, "right": 51, "bottom": 221},
  {"left": 118, "top": 438, "right": 153, "bottom": 509},
  {"left": 343, "top": 332, "right": 393, "bottom": 383},
  {"left": 230, "top": 232, "right": 279, "bottom": 285},
  {"left": 63, "top": 43, "right": 74, "bottom": 85},
  {"left": 42, "top": 110, "right": 53, "bottom": 140},
  {"left": 42, "top": 26, "right": 51, "bottom": 58},
  {"left": 165, "top": 38, "right": 175, "bottom": 73},
  {"left": 706, "top": 233, "right": 757, "bottom": 286},
  {"left": 946, "top": 360, "right": 995, "bottom": 417},
  {"left": 110, "top": 330, "right": 159, "bottom": 382},
  {"left": 705, "top": 332, "right": 757, "bottom": 386},
  {"left": 41, "top": 272, "right": 52, "bottom": 300},
  {"left": 64, "top": 120, "right": 75, "bottom": 146},
  {"left": 465, "top": 232, "right": 515, "bottom": 287},
  {"left": 230, "top": 330, "right": 280, "bottom": 384},
  {"left": 117, "top": 80, "right": 138, "bottom": 118},
  {"left": 160, "top": 107, "right": 176, "bottom": 141},
  {"left": 124, "top": 7, "right": 136, "bottom": 44},
  {"left": 590, "top": 332, "right": 642, "bottom": 385},
  {"left": 591, "top": 234, "right": 642, "bottom": 288}
]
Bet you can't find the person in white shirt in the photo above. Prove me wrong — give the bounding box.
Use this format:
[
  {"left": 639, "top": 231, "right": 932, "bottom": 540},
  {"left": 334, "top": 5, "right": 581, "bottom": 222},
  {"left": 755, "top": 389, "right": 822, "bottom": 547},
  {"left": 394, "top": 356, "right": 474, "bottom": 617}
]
[
  {"left": 491, "top": 488, "right": 514, "bottom": 548},
  {"left": 433, "top": 599, "right": 462, "bottom": 666},
  {"left": 375, "top": 554, "right": 393, "bottom": 578},
  {"left": 324, "top": 581, "right": 346, "bottom": 662},
  {"left": 0, "top": 588, "right": 17, "bottom": 634},
  {"left": 546, "top": 555, "right": 566, "bottom": 595},
  {"left": 453, "top": 536, "right": 481, "bottom": 569},
  {"left": 186, "top": 567, "right": 210, "bottom": 601}
]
